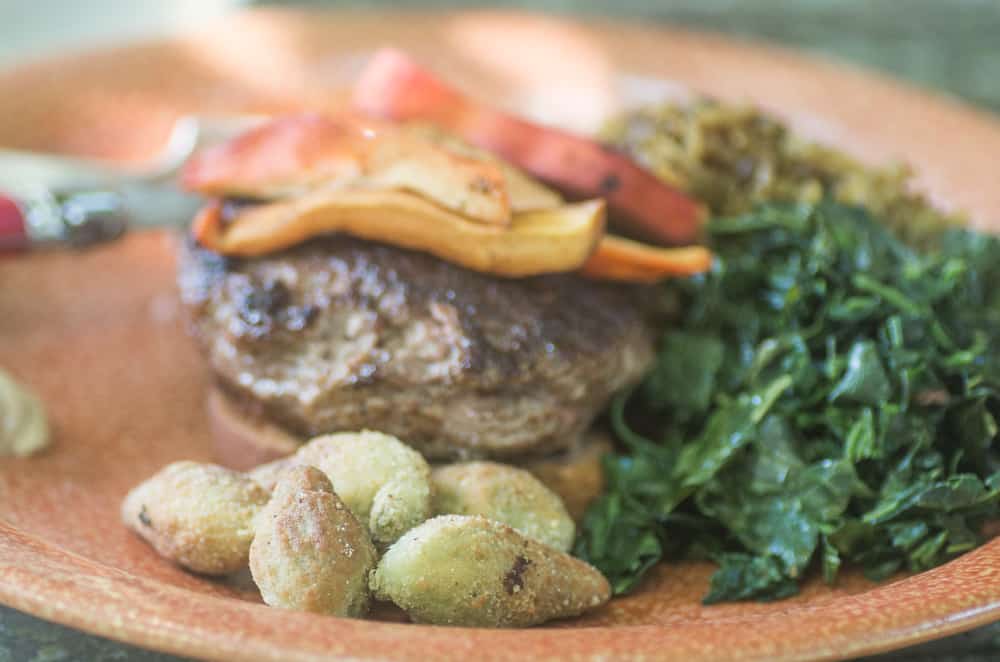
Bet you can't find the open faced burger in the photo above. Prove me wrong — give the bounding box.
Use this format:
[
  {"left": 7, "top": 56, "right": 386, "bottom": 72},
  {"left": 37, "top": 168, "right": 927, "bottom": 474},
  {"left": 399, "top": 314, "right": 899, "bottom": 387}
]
[{"left": 177, "top": 51, "right": 711, "bottom": 510}]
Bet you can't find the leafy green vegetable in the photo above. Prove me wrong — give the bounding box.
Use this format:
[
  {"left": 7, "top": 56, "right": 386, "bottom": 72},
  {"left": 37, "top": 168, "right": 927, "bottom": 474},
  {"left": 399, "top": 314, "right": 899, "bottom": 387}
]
[
  {"left": 704, "top": 553, "right": 800, "bottom": 604},
  {"left": 575, "top": 201, "right": 1000, "bottom": 603}
]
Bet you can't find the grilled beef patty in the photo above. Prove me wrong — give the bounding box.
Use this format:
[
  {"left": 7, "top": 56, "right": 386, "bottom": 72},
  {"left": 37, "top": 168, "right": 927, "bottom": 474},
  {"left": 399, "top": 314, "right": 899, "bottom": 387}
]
[{"left": 178, "top": 237, "right": 655, "bottom": 460}]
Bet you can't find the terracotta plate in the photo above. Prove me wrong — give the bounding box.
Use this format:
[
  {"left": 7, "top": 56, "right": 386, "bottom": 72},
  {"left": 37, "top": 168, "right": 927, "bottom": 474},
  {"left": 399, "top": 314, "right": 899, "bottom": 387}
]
[{"left": 2, "top": 9, "right": 1000, "bottom": 662}]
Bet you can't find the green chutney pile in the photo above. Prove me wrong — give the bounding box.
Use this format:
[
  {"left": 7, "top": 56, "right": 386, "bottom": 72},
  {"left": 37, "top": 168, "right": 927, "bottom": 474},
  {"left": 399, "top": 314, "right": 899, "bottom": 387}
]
[{"left": 576, "top": 103, "right": 1000, "bottom": 603}]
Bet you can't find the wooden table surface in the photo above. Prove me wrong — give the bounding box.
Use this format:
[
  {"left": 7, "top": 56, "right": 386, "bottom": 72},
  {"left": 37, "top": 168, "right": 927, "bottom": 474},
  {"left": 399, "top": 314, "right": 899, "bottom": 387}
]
[{"left": 1, "top": 1, "right": 997, "bottom": 660}]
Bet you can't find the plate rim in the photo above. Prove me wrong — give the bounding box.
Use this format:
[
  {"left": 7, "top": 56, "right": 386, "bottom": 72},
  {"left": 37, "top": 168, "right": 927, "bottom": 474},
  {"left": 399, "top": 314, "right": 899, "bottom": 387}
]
[
  {"left": 3, "top": 8, "right": 1000, "bottom": 661},
  {"left": 3, "top": 518, "right": 1000, "bottom": 662}
]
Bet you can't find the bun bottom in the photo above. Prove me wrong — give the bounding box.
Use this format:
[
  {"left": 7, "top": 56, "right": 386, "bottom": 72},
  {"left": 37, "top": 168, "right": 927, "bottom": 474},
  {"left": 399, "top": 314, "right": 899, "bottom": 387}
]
[
  {"left": 518, "top": 433, "right": 610, "bottom": 521},
  {"left": 207, "top": 386, "right": 609, "bottom": 520},
  {"left": 207, "top": 387, "right": 300, "bottom": 471}
]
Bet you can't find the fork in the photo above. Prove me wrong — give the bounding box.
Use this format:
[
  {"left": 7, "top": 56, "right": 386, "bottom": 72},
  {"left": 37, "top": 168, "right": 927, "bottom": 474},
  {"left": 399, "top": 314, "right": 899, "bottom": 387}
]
[{"left": 0, "top": 114, "right": 265, "bottom": 253}]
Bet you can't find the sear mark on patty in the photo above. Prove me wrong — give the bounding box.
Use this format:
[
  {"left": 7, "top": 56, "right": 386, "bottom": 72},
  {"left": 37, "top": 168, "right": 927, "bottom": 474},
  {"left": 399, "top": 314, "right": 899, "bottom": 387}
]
[{"left": 237, "top": 279, "right": 318, "bottom": 338}]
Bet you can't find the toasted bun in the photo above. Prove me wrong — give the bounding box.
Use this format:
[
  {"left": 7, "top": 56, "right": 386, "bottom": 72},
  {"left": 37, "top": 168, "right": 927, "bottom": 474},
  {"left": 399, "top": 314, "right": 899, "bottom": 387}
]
[
  {"left": 207, "top": 387, "right": 299, "bottom": 471},
  {"left": 208, "top": 386, "right": 609, "bottom": 520},
  {"left": 517, "top": 433, "right": 610, "bottom": 522}
]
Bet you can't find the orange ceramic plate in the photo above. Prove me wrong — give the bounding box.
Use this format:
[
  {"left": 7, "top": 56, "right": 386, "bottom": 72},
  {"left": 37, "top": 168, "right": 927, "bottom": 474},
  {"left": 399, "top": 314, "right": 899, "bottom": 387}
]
[{"left": 1, "top": 9, "right": 1000, "bottom": 662}]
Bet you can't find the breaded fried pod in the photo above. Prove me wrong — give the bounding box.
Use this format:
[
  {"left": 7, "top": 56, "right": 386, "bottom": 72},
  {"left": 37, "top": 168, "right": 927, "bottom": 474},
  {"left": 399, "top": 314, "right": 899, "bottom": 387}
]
[
  {"left": 121, "top": 461, "right": 268, "bottom": 575},
  {"left": 370, "top": 515, "right": 610, "bottom": 627},
  {"left": 285, "top": 431, "right": 433, "bottom": 547},
  {"left": 432, "top": 461, "right": 575, "bottom": 551},
  {"left": 250, "top": 466, "right": 377, "bottom": 616}
]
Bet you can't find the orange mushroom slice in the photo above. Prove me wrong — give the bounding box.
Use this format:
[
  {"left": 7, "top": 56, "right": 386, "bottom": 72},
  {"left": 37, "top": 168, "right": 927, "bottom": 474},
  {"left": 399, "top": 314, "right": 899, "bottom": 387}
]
[
  {"left": 403, "top": 123, "right": 564, "bottom": 213},
  {"left": 184, "top": 113, "right": 522, "bottom": 227},
  {"left": 353, "top": 49, "right": 707, "bottom": 245},
  {"left": 193, "top": 191, "right": 606, "bottom": 278},
  {"left": 581, "top": 235, "right": 714, "bottom": 283},
  {"left": 182, "top": 113, "right": 373, "bottom": 200},
  {"left": 362, "top": 129, "right": 510, "bottom": 225}
]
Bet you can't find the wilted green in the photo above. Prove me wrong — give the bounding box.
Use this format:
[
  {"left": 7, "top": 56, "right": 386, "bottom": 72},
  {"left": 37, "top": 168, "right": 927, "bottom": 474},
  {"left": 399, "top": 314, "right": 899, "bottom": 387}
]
[{"left": 576, "top": 201, "right": 1000, "bottom": 603}]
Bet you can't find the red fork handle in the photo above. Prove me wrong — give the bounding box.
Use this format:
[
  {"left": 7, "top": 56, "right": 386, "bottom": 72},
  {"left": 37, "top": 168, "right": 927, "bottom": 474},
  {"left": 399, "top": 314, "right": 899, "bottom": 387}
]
[{"left": 0, "top": 194, "right": 28, "bottom": 254}]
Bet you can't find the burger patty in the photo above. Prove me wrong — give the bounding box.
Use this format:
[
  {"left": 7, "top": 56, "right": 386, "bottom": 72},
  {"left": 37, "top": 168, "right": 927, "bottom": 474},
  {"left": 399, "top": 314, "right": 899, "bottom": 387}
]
[{"left": 178, "top": 236, "right": 655, "bottom": 460}]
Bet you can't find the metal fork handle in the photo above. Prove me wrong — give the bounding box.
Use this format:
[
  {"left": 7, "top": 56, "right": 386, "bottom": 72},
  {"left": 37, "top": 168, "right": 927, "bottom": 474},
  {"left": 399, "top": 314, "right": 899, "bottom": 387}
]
[{"left": 0, "top": 191, "right": 129, "bottom": 254}]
